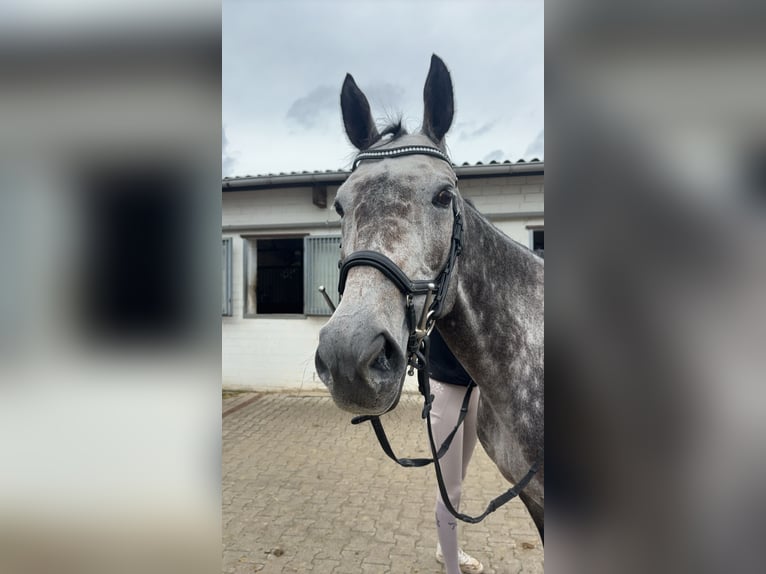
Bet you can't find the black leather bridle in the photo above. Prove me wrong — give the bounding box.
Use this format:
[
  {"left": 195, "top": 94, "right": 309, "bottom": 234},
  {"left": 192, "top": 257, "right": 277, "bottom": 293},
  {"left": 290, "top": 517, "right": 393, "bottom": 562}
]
[
  {"left": 338, "top": 201, "right": 463, "bottom": 368},
  {"left": 334, "top": 145, "right": 540, "bottom": 524},
  {"left": 341, "top": 145, "right": 463, "bottom": 364}
]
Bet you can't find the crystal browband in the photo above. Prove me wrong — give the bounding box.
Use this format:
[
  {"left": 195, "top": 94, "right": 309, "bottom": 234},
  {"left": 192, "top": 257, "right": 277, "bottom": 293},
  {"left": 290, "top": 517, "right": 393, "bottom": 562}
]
[{"left": 352, "top": 145, "right": 453, "bottom": 171}]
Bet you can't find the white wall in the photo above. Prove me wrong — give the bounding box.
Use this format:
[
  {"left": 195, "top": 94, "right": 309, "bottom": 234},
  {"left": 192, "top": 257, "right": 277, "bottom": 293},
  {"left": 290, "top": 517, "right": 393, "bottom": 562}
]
[
  {"left": 222, "top": 231, "right": 331, "bottom": 391},
  {"left": 222, "top": 173, "right": 543, "bottom": 390},
  {"left": 223, "top": 185, "right": 341, "bottom": 229},
  {"left": 461, "top": 173, "right": 544, "bottom": 243}
]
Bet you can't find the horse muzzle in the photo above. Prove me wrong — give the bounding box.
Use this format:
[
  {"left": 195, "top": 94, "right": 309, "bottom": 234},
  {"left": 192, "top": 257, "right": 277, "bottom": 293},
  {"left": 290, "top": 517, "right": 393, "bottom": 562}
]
[{"left": 315, "top": 316, "right": 407, "bottom": 415}]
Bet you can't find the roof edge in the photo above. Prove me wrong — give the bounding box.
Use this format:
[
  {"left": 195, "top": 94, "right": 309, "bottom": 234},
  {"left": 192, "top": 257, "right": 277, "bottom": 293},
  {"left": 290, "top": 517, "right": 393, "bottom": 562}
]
[{"left": 222, "top": 161, "right": 544, "bottom": 191}]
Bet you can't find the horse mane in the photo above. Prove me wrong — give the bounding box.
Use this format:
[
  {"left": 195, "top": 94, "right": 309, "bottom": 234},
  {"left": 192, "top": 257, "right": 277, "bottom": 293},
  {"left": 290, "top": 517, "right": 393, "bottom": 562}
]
[
  {"left": 378, "top": 117, "right": 407, "bottom": 141},
  {"left": 368, "top": 115, "right": 452, "bottom": 154},
  {"left": 462, "top": 195, "right": 542, "bottom": 259}
]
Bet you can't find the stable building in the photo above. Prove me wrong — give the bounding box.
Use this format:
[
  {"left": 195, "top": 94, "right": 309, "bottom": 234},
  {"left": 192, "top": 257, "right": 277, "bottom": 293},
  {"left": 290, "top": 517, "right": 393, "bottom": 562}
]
[{"left": 222, "top": 160, "right": 544, "bottom": 391}]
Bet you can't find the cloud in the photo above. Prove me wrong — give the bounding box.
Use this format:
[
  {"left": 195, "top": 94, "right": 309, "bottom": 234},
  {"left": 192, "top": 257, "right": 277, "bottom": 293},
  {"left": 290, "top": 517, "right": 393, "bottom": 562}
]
[
  {"left": 222, "top": 126, "right": 237, "bottom": 177},
  {"left": 482, "top": 149, "right": 505, "bottom": 163},
  {"left": 459, "top": 121, "right": 495, "bottom": 141},
  {"left": 224, "top": 1, "right": 542, "bottom": 173},
  {"left": 286, "top": 85, "right": 337, "bottom": 129},
  {"left": 525, "top": 129, "right": 544, "bottom": 159},
  {"left": 287, "top": 82, "right": 407, "bottom": 132}
]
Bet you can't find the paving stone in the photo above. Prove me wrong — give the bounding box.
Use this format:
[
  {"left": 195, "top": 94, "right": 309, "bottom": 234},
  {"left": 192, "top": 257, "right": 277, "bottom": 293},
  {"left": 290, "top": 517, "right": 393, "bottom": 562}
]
[{"left": 223, "top": 392, "right": 543, "bottom": 572}]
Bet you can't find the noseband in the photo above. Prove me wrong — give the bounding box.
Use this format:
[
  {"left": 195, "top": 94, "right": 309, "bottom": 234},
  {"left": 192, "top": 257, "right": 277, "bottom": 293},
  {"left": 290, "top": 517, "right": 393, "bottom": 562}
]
[{"left": 338, "top": 145, "right": 463, "bottom": 369}]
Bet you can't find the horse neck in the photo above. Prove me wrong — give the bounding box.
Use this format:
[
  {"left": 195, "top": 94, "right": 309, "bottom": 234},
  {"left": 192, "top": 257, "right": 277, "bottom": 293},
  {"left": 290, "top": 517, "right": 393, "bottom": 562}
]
[{"left": 437, "top": 204, "right": 544, "bottom": 393}]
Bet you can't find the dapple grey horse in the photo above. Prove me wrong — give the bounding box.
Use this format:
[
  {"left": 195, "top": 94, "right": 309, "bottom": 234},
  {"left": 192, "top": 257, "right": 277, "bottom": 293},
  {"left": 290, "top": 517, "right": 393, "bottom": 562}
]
[{"left": 315, "top": 55, "right": 544, "bottom": 537}]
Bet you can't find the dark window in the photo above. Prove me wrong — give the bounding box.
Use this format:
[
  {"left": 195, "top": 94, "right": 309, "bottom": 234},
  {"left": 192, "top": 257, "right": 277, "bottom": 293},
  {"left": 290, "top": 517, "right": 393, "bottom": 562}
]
[
  {"left": 249, "top": 238, "right": 304, "bottom": 314},
  {"left": 241, "top": 235, "right": 341, "bottom": 317},
  {"left": 79, "top": 164, "right": 192, "bottom": 340},
  {"left": 532, "top": 229, "right": 544, "bottom": 258},
  {"left": 256, "top": 238, "right": 304, "bottom": 314}
]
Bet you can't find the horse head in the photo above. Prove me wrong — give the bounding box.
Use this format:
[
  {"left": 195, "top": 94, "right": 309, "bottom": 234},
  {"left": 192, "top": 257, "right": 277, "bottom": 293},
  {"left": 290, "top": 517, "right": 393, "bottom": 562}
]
[{"left": 315, "top": 55, "right": 462, "bottom": 415}]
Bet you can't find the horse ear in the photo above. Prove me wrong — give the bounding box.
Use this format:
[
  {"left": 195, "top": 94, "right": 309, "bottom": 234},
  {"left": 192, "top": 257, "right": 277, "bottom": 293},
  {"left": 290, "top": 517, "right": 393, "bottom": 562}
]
[
  {"left": 341, "top": 73, "right": 380, "bottom": 150},
  {"left": 422, "top": 54, "right": 454, "bottom": 144}
]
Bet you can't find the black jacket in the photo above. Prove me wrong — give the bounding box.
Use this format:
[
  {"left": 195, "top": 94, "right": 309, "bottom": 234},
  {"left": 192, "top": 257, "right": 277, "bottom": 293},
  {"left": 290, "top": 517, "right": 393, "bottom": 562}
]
[{"left": 428, "top": 328, "right": 473, "bottom": 387}]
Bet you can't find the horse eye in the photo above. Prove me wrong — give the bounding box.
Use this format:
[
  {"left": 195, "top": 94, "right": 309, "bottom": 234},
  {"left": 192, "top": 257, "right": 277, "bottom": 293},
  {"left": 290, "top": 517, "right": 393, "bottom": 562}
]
[
  {"left": 334, "top": 201, "right": 344, "bottom": 217},
  {"left": 433, "top": 188, "right": 453, "bottom": 207}
]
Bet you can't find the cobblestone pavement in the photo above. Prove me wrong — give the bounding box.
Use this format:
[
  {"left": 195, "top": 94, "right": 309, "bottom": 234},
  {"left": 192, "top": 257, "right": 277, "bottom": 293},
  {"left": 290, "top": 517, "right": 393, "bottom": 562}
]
[{"left": 223, "top": 392, "right": 543, "bottom": 573}]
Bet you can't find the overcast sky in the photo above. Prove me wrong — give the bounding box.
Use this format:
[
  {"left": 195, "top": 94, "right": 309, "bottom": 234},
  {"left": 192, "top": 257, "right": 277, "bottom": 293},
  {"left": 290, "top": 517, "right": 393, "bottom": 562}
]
[{"left": 223, "top": 0, "right": 543, "bottom": 177}]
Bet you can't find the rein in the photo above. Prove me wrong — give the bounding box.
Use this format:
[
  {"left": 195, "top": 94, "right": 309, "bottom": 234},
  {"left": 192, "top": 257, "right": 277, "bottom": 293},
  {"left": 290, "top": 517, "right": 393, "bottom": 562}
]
[
  {"left": 352, "top": 337, "right": 541, "bottom": 524},
  {"left": 335, "top": 145, "right": 540, "bottom": 523}
]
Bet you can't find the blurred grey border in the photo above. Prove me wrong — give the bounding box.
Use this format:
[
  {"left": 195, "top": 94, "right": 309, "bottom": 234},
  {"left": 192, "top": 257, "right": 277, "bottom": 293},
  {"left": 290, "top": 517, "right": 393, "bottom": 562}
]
[
  {"left": 2, "top": 1, "right": 766, "bottom": 573},
  {"left": 0, "top": 5, "right": 221, "bottom": 574},
  {"left": 548, "top": 1, "right": 766, "bottom": 573}
]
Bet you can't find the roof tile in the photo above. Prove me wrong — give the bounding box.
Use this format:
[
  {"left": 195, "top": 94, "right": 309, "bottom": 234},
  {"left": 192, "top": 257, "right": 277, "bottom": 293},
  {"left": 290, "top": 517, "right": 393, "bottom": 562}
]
[{"left": 223, "top": 158, "right": 542, "bottom": 182}]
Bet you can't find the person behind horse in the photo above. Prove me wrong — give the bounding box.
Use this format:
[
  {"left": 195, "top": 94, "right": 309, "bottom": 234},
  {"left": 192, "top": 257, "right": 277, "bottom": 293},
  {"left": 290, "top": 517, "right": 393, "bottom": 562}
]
[{"left": 429, "top": 327, "right": 484, "bottom": 574}]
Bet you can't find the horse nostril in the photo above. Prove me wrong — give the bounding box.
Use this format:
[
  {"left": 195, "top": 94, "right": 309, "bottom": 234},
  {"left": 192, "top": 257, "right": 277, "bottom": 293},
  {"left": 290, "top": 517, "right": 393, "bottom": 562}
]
[
  {"left": 315, "top": 350, "right": 331, "bottom": 384},
  {"left": 370, "top": 335, "right": 398, "bottom": 373}
]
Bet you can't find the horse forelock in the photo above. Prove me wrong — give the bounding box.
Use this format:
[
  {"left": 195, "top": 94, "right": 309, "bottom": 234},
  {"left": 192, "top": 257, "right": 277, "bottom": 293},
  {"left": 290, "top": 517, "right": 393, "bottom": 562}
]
[
  {"left": 362, "top": 123, "right": 450, "bottom": 156},
  {"left": 378, "top": 118, "right": 408, "bottom": 141}
]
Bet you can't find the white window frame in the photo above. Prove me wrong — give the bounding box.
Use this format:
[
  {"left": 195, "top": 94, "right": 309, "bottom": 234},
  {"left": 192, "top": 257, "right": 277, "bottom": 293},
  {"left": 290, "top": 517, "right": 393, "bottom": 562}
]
[
  {"left": 222, "top": 238, "right": 232, "bottom": 316},
  {"left": 240, "top": 233, "right": 342, "bottom": 318}
]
